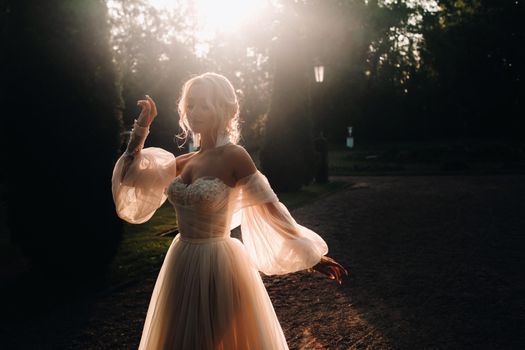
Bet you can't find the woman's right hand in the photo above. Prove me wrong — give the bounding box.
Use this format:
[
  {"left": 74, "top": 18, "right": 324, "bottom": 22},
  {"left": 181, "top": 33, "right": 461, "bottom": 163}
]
[
  {"left": 136, "top": 95, "right": 158, "bottom": 127},
  {"left": 311, "top": 255, "right": 349, "bottom": 285}
]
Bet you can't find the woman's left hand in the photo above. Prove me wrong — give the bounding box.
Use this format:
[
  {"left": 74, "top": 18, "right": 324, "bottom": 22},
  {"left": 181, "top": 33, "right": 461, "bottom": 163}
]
[
  {"left": 136, "top": 95, "right": 158, "bottom": 127},
  {"left": 311, "top": 255, "right": 349, "bottom": 285}
]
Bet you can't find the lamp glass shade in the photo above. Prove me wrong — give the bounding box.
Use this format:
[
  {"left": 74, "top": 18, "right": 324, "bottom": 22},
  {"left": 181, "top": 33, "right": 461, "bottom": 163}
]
[{"left": 314, "top": 65, "right": 324, "bottom": 83}]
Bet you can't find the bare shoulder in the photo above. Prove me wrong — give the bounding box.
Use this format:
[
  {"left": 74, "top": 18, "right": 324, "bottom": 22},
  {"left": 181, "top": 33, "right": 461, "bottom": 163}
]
[
  {"left": 175, "top": 151, "right": 197, "bottom": 165},
  {"left": 175, "top": 151, "right": 197, "bottom": 174},
  {"left": 176, "top": 151, "right": 197, "bottom": 161},
  {"left": 224, "top": 144, "right": 257, "bottom": 180}
]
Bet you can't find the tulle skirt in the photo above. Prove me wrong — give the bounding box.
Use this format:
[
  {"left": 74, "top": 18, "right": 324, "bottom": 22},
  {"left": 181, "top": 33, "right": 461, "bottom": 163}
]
[{"left": 138, "top": 234, "right": 289, "bottom": 350}]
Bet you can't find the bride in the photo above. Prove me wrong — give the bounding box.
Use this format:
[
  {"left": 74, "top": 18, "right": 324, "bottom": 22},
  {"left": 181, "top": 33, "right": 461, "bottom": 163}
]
[{"left": 111, "top": 72, "right": 347, "bottom": 349}]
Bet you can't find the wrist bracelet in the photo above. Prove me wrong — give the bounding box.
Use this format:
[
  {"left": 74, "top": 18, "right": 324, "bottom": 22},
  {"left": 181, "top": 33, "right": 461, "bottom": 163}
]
[
  {"left": 131, "top": 119, "right": 150, "bottom": 137},
  {"left": 133, "top": 119, "right": 150, "bottom": 130}
]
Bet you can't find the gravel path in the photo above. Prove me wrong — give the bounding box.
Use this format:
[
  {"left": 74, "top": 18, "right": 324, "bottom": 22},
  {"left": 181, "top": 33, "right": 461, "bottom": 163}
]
[{"left": 3, "top": 175, "right": 525, "bottom": 349}]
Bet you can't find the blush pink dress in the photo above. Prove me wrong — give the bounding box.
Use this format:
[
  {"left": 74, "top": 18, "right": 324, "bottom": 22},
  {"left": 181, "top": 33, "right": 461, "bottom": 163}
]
[{"left": 111, "top": 146, "right": 328, "bottom": 350}]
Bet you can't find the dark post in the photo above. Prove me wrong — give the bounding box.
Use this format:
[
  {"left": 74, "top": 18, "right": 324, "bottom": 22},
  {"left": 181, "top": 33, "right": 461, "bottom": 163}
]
[{"left": 314, "top": 132, "right": 328, "bottom": 183}]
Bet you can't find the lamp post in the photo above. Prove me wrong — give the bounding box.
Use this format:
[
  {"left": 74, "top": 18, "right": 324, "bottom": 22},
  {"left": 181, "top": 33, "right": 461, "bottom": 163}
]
[
  {"left": 313, "top": 64, "right": 328, "bottom": 183},
  {"left": 314, "top": 64, "right": 324, "bottom": 134}
]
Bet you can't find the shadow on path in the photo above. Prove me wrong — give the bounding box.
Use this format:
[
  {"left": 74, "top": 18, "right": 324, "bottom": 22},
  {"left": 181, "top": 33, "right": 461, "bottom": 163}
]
[{"left": 278, "top": 174, "right": 525, "bottom": 349}]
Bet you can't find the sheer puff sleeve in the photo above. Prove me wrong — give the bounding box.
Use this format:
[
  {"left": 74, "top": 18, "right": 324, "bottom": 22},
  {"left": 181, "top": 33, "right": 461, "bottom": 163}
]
[
  {"left": 232, "top": 170, "right": 329, "bottom": 275},
  {"left": 111, "top": 147, "right": 177, "bottom": 224}
]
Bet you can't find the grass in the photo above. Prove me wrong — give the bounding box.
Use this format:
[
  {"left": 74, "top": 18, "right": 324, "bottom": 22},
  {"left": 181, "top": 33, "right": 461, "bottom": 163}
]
[
  {"left": 329, "top": 139, "right": 525, "bottom": 176},
  {"left": 105, "top": 202, "right": 177, "bottom": 290}
]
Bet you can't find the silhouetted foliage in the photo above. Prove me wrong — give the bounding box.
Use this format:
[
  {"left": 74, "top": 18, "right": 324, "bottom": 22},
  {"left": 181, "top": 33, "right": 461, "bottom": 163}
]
[
  {"left": 420, "top": 0, "right": 525, "bottom": 140},
  {"left": 108, "top": 0, "right": 199, "bottom": 154},
  {"left": 103, "top": 0, "right": 525, "bottom": 188},
  {"left": 5, "top": 0, "right": 123, "bottom": 279}
]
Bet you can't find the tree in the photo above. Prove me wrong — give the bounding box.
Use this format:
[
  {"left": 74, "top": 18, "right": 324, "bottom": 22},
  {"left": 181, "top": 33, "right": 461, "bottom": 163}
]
[
  {"left": 422, "top": 0, "right": 525, "bottom": 139},
  {"left": 260, "top": 6, "right": 316, "bottom": 192},
  {"left": 108, "top": 0, "right": 199, "bottom": 153},
  {"left": 5, "top": 0, "right": 123, "bottom": 280}
]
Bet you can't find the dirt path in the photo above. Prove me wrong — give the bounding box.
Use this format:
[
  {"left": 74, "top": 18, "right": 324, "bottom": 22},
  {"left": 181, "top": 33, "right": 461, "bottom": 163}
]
[{"left": 3, "top": 175, "right": 525, "bottom": 349}]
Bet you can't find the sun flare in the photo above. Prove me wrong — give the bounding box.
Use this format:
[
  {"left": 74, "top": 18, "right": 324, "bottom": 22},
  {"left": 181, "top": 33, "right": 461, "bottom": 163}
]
[{"left": 149, "top": 0, "right": 268, "bottom": 33}]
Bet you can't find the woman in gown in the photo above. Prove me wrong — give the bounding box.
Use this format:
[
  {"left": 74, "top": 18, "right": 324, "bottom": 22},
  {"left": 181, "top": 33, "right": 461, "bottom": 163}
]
[{"left": 111, "top": 72, "right": 348, "bottom": 349}]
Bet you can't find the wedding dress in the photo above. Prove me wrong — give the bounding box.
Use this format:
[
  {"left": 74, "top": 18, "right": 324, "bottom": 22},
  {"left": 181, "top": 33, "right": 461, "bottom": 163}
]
[{"left": 111, "top": 139, "right": 329, "bottom": 349}]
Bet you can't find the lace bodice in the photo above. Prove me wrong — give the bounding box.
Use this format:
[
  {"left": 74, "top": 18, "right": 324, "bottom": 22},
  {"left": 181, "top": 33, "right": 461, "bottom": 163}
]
[
  {"left": 166, "top": 176, "right": 236, "bottom": 241},
  {"left": 167, "top": 176, "right": 232, "bottom": 209}
]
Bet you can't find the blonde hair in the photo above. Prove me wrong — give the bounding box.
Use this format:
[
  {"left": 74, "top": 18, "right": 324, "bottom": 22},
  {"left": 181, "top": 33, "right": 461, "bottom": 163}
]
[{"left": 176, "top": 72, "right": 240, "bottom": 147}]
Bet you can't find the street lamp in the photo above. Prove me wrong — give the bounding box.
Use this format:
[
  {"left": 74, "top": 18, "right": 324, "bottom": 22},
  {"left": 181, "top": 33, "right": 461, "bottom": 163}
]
[
  {"left": 314, "top": 65, "right": 324, "bottom": 83},
  {"left": 313, "top": 64, "right": 328, "bottom": 183},
  {"left": 313, "top": 65, "right": 325, "bottom": 133}
]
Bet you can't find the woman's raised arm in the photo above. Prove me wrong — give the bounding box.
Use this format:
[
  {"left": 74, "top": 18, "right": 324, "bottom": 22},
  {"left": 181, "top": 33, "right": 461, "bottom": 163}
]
[
  {"left": 120, "top": 95, "right": 158, "bottom": 181},
  {"left": 111, "top": 96, "right": 177, "bottom": 224}
]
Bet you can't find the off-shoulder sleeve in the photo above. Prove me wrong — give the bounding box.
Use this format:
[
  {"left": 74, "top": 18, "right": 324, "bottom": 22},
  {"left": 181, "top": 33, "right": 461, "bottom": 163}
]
[
  {"left": 111, "top": 147, "right": 177, "bottom": 224},
  {"left": 232, "top": 171, "right": 328, "bottom": 275}
]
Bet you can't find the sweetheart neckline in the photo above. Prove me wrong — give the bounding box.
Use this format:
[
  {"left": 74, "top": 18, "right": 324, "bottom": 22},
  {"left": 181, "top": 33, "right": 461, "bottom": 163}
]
[{"left": 173, "top": 175, "right": 235, "bottom": 189}]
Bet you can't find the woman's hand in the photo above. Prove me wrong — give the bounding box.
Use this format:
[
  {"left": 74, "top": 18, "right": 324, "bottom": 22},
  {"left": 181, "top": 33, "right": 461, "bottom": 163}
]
[
  {"left": 311, "top": 255, "right": 349, "bottom": 285},
  {"left": 136, "top": 95, "right": 158, "bottom": 127}
]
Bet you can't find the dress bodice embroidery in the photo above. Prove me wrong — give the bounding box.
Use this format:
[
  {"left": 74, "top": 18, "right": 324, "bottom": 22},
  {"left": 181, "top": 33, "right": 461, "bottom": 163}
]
[
  {"left": 167, "top": 176, "right": 233, "bottom": 208},
  {"left": 166, "top": 176, "right": 236, "bottom": 240}
]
